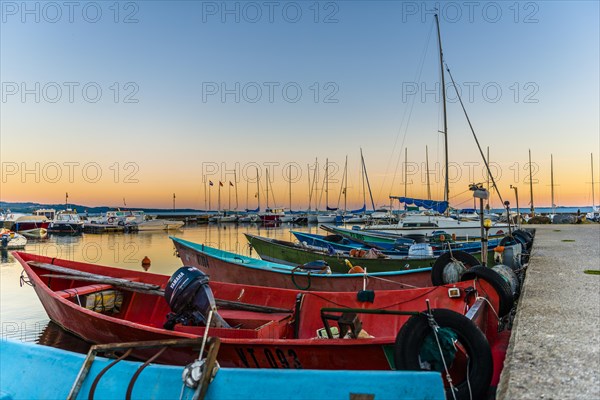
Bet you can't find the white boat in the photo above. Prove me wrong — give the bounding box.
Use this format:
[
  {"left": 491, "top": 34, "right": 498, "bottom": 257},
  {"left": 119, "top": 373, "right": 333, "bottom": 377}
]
[
  {"left": 88, "top": 210, "right": 143, "bottom": 226},
  {"left": 48, "top": 209, "right": 84, "bottom": 234},
  {"left": 89, "top": 210, "right": 183, "bottom": 231},
  {"left": 343, "top": 214, "right": 371, "bottom": 224},
  {"left": 238, "top": 214, "right": 260, "bottom": 223},
  {"left": 306, "top": 213, "right": 319, "bottom": 223},
  {"left": 217, "top": 212, "right": 238, "bottom": 223},
  {"left": 279, "top": 211, "right": 295, "bottom": 223},
  {"left": 316, "top": 213, "right": 340, "bottom": 223},
  {"left": 136, "top": 217, "right": 184, "bottom": 231},
  {"left": 0, "top": 229, "right": 27, "bottom": 249},
  {"left": 367, "top": 213, "right": 509, "bottom": 238},
  {"left": 12, "top": 215, "right": 50, "bottom": 238},
  {"left": 370, "top": 206, "right": 398, "bottom": 224}
]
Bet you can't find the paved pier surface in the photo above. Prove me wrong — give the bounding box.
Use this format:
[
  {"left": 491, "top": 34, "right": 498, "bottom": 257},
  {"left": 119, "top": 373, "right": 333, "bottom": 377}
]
[{"left": 498, "top": 224, "right": 600, "bottom": 399}]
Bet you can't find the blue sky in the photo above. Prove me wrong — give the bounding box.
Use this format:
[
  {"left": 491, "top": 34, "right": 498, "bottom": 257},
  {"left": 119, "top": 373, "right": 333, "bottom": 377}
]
[{"left": 1, "top": 1, "right": 599, "bottom": 209}]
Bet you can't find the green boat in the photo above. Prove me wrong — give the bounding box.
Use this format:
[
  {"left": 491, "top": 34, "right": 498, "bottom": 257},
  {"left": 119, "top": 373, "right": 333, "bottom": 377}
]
[{"left": 245, "top": 233, "right": 494, "bottom": 273}]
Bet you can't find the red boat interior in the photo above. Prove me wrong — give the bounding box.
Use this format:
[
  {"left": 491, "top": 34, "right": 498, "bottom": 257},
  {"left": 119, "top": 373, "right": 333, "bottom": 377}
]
[{"left": 16, "top": 252, "right": 502, "bottom": 344}]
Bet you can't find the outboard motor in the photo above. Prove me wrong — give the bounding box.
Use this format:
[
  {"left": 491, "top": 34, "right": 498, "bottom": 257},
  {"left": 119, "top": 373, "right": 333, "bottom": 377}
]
[{"left": 164, "top": 266, "right": 230, "bottom": 330}]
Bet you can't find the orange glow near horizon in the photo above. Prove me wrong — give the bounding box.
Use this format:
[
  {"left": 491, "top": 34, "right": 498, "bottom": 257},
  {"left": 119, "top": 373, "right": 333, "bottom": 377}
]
[{"left": 2, "top": 156, "right": 598, "bottom": 210}]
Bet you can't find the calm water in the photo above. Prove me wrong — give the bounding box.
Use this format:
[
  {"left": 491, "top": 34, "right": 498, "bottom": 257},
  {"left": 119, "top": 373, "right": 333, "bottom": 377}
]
[{"left": 0, "top": 223, "right": 322, "bottom": 352}]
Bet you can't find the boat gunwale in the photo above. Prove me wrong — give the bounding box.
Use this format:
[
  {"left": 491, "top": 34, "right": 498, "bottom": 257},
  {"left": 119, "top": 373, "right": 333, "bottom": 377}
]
[{"left": 171, "top": 236, "right": 433, "bottom": 278}]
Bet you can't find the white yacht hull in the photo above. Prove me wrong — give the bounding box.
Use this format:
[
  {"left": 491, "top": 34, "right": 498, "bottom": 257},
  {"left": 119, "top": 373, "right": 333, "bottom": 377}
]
[
  {"left": 365, "top": 223, "right": 509, "bottom": 238},
  {"left": 136, "top": 220, "right": 184, "bottom": 231}
]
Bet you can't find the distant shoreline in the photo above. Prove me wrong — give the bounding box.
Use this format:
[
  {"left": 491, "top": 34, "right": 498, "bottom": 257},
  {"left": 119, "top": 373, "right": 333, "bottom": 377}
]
[{"left": 1, "top": 201, "right": 596, "bottom": 216}]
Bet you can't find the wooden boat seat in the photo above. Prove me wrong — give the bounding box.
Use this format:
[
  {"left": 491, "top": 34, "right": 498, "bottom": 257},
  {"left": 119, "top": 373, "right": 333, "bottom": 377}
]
[
  {"left": 56, "top": 284, "right": 114, "bottom": 299},
  {"left": 173, "top": 310, "right": 292, "bottom": 339}
]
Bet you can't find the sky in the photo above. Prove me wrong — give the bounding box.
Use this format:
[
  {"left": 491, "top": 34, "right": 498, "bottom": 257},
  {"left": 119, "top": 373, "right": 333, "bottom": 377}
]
[{"left": 1, "top": 0, "right": 599, "bottom": 210}]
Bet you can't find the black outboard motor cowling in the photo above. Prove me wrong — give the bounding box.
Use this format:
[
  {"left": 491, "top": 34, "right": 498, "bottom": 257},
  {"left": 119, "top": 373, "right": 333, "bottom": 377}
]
[{"left": 164, "top": 266, "right": 230, "bottom": 330}]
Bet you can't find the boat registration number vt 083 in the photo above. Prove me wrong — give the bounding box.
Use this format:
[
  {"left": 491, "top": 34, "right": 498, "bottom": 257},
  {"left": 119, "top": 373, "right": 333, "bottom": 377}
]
[{"left": 234, "top": 347, "right": 302, "bottom": 369}]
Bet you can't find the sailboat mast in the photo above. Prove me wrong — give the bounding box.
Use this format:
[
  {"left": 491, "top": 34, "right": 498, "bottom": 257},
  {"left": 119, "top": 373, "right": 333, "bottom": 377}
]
[
  {"left": 592, "top": 153, "right": 596, "bottom": 210},
  {"left": 234, "top": 169, "right": 238, "bottom": 210},
  {"left": 486, "top": 147, "right": 490, "bottom": 210},
  {"left": 288, "top": 165, "right": 292, "bottom": 211},
  {"left": 256, "top": 167, "right": 260, "bottom": 211},
  {"left": 307, "top": 163, "right": 312, "bottom": 211},
  {"left": 204, "top": 179, "right": 207, "bottom": 211},
  {"left": 361, "top": 154, "right": 367, "bottom": 207},
  {"left": 435, "top": 13, "right": 449, "bottom": 205},
  {"left": 266, "top": 168, "right": 269, "bottom": 209},
  {"left": 325, "top": 158, "right": 329, "bottom": 209},
  {"left": 529, "top": 149, "right": 535, "bottom": 216},
  {"left": 551, "top": 154, "right": 555, "bottom": 215},
  {"left": 344, "top": 155, "right": 348, "bottom": 212},
  {"left": 313, "top": 159, "right": 319, "bottom": 211},
  {"left": 404, "top": 148, "right": 408, "bottom": 198},
  {"left": 426, "top": 146, "right": 431, "bottom": 200},
  {"left": 361, "top": 148, "right": 376, "bottom": 211}
]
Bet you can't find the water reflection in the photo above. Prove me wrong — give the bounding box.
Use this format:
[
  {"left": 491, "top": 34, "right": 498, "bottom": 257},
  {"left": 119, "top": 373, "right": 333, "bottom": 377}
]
[{"left": 36, "top": 321, "right": 91, "bottom": 355}]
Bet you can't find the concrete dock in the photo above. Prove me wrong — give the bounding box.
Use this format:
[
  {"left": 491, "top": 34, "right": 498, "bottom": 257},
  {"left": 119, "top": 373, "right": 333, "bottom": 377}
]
[{"left": 498, "top": 224, "right": 600, "bottom": 399}]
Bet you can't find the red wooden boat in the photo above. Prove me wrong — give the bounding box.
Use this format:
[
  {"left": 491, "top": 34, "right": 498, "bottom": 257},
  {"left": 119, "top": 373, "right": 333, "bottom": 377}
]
[
  {"left": 15, "top": 251, "right": 513, "bottom": 400},
  {"left": 172, "top": 237, "right": 433, "bottom": 291}
]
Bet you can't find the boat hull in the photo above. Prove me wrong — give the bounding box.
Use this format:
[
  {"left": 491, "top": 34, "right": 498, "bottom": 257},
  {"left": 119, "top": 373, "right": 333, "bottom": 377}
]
[
  {"left": 14, "top": 252, "right": 503, "bottom": 372},
  {"left": 0, "top": 339, "right": 446, "bottom": 400},
  {"left": 247, "top": 234, "right": 497, "bottom": 272},
  {"left": 14, "top": 221, "right": 50, "bottom": 238},
  {"left": 366, "top": 224, "right": 508, "bottom": 239},
  {"left": 172, "top": 237, "right": 432, "bottom": 291},
  {"left": 49, "top": 222, "right": 84, "bottom": 234},
  {"left": 258, "top": 215, "right": 281, "bottom": 222},
  {"left": 136, "top": 220, "right": 185, "bottom": 231}
]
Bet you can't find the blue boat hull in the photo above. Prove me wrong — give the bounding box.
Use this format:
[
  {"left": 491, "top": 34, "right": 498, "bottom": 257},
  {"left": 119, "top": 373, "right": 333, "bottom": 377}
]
[{"left": 0, "top": 340, "right": 446, "bottom": 400}]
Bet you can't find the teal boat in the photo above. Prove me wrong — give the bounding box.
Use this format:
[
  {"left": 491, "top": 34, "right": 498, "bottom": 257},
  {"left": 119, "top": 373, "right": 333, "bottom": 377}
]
[
  {"left": 0, "top": 339, "right": 446, "bottom": 400},
  {"left": 245, "top": 233, "right": 495, "bottom": 273},
  {"left": 172, "top": 237, "right": 433, "bottom": 291}
]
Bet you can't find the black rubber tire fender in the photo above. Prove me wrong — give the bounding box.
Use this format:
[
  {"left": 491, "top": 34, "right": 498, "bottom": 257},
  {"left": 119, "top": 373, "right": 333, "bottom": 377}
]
[
  {"left": 394, "top": 308, "right": 493, "bottom": 400},
  {"left": 512, "top": 229, "right": 533, "bottom": 250},
  {"left": 461, "top": 266, "right": 515, "bottom": 317},
  {"left": 431, "top": 250, "right": 480, "bottom": 286}
]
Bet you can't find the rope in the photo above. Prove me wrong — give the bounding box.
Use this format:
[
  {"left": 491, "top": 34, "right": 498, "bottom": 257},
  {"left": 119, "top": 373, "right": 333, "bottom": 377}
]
[
  {"left": 475, "top": 295, "right": 500, "bottom": 322},
  {"left": 466, "top": 357, "right": 473, "bottom": 400},
  {"left": 291, "top": 268, "right": 312, "bottom": 291},
  {"left": 365, "top": 275, "right": 420, "bottom": 289},
  {"left": 19, "top": 270, "right": 32, "bottom": 287},
  {"left": 473, "top": 279, "right": 501, "bottom": 322},
  {"left": 425, "top": 306, "right": 457, "bottom": 400}
]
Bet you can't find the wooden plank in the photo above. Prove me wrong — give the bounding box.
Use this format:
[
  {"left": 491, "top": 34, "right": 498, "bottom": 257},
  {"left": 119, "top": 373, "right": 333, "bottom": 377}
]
[
  {"left": 31, "top": 262, "right": 291, "bottom": 314},
  {"left": 29, "top": 262, "right": 162, "bottom": 291}
]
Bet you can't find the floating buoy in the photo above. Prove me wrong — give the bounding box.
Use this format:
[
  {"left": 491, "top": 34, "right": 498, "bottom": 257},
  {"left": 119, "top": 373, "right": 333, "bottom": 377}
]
[
  {"left": 141, "top": 256, "right": 151, "bottom": 270},
  {"left": 344, "top": 258, "right": 365, "bottom": 274},
  {"left": 348, "top": 265, "right": 365, "bottom": 274}
]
